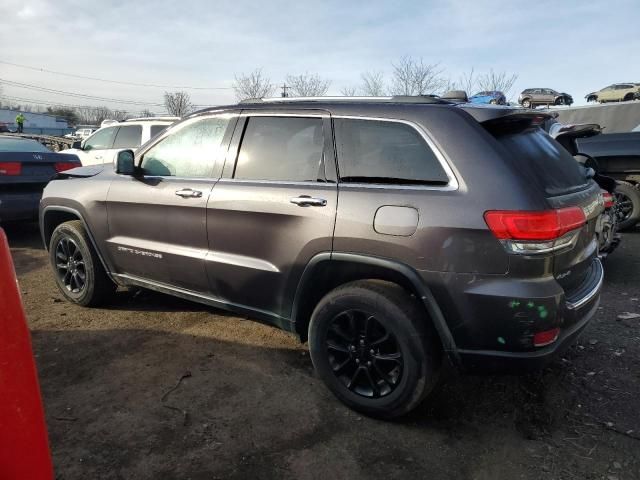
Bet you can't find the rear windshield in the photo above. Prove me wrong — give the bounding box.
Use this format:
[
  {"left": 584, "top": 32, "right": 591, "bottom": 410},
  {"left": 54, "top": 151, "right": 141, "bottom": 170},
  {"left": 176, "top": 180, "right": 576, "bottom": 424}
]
[
  {"left": 495, "top": 129, "right": 589, "bottom": 197},
  {"left": 0, "top": 138, "right": 51, "bottom": 153}
]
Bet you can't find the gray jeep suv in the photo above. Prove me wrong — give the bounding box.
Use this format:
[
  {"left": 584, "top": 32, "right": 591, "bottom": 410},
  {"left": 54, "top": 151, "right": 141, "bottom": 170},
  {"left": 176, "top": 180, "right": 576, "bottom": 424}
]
[{"left": 40, "top": 97, "right": 603, "bottom": 418}]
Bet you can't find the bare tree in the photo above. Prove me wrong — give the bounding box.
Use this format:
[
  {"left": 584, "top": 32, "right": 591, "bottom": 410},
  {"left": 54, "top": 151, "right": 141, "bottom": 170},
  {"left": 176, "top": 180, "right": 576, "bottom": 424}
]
[
  {"left": 340, "top": 86, "right": 358, "bottom": 96},
  {"left": 456, "top": 67, "right": 478, "bottom": 95},
  {"left": 476, "top": 69, "right": 518, "bottom": 97},
  {"left": 164, "top": 91, "right": 192, "bottom": 117},
  {"left": 233, "top": 68, "right": 276, "bottom": 101},
  {"left": 360, "top": 71, "right": 386, "bottom": 96},
  {"left": 389, "top": 57, "right": 445, "bottom": 96},
  {"left": 112, "top": 110, "right": 129, "bottom": 121},
  {"left": 139, "top": 109, "right": 154, "bottom": 118},
  {"left": 285, "top": 73, "right": 331, "bottom": 97}
]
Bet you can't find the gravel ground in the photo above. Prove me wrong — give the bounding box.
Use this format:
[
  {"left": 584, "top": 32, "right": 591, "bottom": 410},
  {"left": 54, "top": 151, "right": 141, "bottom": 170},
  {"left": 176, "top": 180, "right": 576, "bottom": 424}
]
[{"left": 5, "top": 222, "right": 640, "bottom": 480}]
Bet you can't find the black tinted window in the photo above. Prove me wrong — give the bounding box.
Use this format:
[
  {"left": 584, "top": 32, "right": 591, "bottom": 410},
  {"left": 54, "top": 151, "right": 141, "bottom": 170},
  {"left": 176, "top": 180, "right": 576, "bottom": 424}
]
[
  {"left": 150, "top": 125, "right": 168, "bottom": 138},
  {"left": 334, "top": 119, "right": 449, "bottom": 185},
  {"left": 234, "top": 117, "right": 324, "bottom": 182},
  {"left": 496, "top": 129, "right": 589, "bottom": 196},
  {"left": 112, "top": 125, "right": 142, "bottom": 148}
]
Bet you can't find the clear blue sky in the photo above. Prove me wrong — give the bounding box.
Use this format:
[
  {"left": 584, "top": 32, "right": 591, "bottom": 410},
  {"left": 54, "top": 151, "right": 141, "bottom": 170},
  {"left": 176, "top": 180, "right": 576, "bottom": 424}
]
[{"left": 0, "top": 0, "right": 638, "bottom": 113}]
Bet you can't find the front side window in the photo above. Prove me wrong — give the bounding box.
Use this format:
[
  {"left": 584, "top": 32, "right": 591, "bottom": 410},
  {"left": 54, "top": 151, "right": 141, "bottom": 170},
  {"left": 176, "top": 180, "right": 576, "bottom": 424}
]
[
  {"left": 140, "top": 117, "right": 230, "bottom": 177},
  {"left": 150, "top": 124, "right": 168, "bottom": 139},
  {"left": 233, "top": 116, "right": 324, "bottom": 182},
  {"left": 84, "top": 126, "right": 118, "bottom": 151},
  {"left": 112, "top": 125, "right": 142, "bottom": 149},
  {"left": 334, "top": 118, "right": 449, "bottom": 185}
]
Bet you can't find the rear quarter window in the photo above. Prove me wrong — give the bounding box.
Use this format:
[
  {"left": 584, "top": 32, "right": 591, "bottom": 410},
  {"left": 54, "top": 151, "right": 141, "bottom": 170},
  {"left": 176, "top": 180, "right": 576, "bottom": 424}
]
[{"left": 495, "top": 129, "right": 589, "bottom": 197}]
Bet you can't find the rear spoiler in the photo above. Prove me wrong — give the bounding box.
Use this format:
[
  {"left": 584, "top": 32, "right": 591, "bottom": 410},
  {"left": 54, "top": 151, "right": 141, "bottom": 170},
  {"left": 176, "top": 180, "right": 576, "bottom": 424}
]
[{"left": 457, "top": 105, "right": 552, "bottom": 135}]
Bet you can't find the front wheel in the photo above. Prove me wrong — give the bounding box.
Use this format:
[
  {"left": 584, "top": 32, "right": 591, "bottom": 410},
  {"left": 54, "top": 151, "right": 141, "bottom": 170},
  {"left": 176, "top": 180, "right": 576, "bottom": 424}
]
[
  {"left": 49, "top": 220, "right": 116, "bottom": 306},
  {"left": 522, "top": 99, "right": 531, "bottom": 108},
  {"left": 614, "top": 182, "right": 640, "bottom": 231},
  {"left": 308, "top": 280, "right": 441, "bottom": 419}
]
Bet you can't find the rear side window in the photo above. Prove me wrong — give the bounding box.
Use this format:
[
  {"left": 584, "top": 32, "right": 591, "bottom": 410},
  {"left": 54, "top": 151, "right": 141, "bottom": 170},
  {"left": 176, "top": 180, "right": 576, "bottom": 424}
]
[
  {"left": 234, "top": 117, "right": 324, "bottom": 182},
  {"left": 495, "top": 129, "right": 589, "bottom": 197},
  {"left": 112, "top": 125, "right": 142, "bottom": 149},
  {"left": 334, "top": 118, "right": 449, "bottom": 185},
  {"left": 84, "top": 126, "right": 118, "bottom": 151},
  {"left": 150, "top": 125, "right": 168, "bottom": 138}
]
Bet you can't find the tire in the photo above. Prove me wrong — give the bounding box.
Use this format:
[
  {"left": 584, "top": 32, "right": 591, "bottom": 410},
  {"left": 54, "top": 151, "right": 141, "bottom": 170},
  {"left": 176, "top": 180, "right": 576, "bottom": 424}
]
[
  {"left": 555, "top": 97, "right": 564, "bottom": 106},
  {"left": 614, "top": 182, "right": 640, "bottom": 231},
  {"left": 489, "top": 99, "right": 497, "bottom": 105},
  {"left": 49, "top": 220, "right": 116, "bottom": 306},
  {"left": 522, "top": 99, "right": 532, "bottom": 108},
  {"left": 623, "top": 93, "right": 634, "bottom": 102},
  {"left": 308, "top": 280, "right": 441, "bottom": 419}
]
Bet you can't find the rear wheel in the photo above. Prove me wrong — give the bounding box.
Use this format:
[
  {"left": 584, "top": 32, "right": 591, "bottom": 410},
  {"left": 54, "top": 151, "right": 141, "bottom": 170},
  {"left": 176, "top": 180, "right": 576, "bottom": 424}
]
[
  {"left": 522, "top": 98, "right": 531, "bottom": 108},
  {"left": 308, "top": 280, "right": 441, "bottom": 419},
  {"left": 49, "top": 220, "right": 116, "bottom": 306},
  {"left": 614, "top": 182, "right": 640, "bottom": 231},
  {"left": 624, "top": 93, "right": 634, "bottom": 102}
]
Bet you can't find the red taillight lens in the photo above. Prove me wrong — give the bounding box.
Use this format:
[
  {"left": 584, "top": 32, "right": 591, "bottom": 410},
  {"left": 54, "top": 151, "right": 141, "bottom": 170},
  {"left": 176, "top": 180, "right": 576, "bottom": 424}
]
[
  {"left": 54, "top": 162, "right": 78, "bottom": 173},
  {"left": 484, "top": 207, "right": 586, "bottom": 241},
  {"left": 533, "top": 328, "right": 560, "bottom": 347},
  {"left": 602, "top": 192, "right": 614, "bottom": 208},
  {"left": 0, "top": 162, "right": 21, "bottom": 176}
]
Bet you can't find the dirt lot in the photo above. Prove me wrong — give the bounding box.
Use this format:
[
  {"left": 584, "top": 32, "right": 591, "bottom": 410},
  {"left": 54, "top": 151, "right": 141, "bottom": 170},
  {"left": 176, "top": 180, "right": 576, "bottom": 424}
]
[{"left": 5, "top": 222, "right": 640, "bottom": 480}]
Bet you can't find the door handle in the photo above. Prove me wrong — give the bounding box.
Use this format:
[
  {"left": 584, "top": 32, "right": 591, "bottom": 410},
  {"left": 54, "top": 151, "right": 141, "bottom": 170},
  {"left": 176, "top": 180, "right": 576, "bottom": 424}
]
[
  {"left": 290, "top": 195, "right": 327, "bottom": 207},
  {"left": 94, "top": 155, "right": 103, "bottom": 160},
  {"left": 175, "top": 188, "right": 203, "bottom": 198}
]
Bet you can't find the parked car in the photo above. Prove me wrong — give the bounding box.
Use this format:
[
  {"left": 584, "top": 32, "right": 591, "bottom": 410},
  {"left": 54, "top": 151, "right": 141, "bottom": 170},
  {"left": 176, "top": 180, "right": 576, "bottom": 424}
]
[
  {"left": 577, "top": 131, "right": 640, "bottom": 230},
  {"left": 40, "top": 97, "right": 603, "bottom": 418},
  {"left": 519, "top": 88, "right": 573, "bottom": 108},
  {"left": 64, "top": 127, "right": 97, "bottom": 140},
  {"left": 585, "top": 83, "right": 640, "bottom": 103},
  {"left": 0, "top": 136, "right": 80, "bottom": 223},
  {"left": 468, "top": 90, "right": 506, "bottom": 105},
  {"left": 60, "top": 117, "right": 178, "bottom": 166}
]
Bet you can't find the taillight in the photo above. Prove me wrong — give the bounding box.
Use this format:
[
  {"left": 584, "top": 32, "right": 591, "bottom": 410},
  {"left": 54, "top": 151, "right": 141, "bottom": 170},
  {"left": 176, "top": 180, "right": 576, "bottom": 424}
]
[
  {"left": 0, "top": 162, "right": 21, "bottom": 176},
  {"left": 484, "top": 207, "right": 586, "bottom": 254},
  {"left": 533, "top": 328, "right": 560, "bottom": 347},
  {"left": 602, "top": 192, "right": 615, "bottom": 209},
  {"left": 54, "top": 162, "right": 78, "bottom": 173}
]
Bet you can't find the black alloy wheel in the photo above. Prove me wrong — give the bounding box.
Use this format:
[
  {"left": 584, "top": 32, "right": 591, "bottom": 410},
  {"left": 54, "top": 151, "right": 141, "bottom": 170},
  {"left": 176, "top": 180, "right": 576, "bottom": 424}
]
[
  {"left": 55, "top": 236, "right": 87, "bottom": 293},
  {"left": 326, "top": 309, "right": 403, "bottom": 398}
]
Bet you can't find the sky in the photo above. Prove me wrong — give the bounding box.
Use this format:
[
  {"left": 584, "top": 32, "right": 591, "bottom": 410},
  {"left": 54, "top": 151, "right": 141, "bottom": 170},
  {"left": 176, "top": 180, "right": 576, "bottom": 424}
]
[{"left": 0, "top": 0, "right": 639, "bottom": 114}]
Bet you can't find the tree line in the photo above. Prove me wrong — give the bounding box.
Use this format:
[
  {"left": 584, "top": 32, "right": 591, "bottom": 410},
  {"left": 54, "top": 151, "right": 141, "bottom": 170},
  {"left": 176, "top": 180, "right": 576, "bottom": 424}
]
[{"left": 0, "top": 57, "right": 519, "bottom": 126}]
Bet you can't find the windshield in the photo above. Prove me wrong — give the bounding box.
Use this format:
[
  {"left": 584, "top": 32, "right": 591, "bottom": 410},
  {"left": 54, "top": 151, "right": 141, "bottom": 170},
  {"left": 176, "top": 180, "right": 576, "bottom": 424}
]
[{"left": 0, "top": 138, "right": 52, "bottom": 153}]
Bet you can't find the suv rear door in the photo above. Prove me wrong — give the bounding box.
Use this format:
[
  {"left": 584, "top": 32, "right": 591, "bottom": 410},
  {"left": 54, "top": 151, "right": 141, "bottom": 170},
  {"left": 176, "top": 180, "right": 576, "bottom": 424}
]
[{"left": 205, "top": 110, "right": 337, "bottom": 324}]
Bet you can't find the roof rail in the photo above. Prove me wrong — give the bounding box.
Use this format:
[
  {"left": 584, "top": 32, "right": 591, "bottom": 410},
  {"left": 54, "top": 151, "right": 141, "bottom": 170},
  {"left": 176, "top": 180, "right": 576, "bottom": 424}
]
[
  {"left": 124, "top": 116, "right": 180, "bottom": 122},
  {"left": 240, "top": 95, "right": 451, "bottom": 105}
]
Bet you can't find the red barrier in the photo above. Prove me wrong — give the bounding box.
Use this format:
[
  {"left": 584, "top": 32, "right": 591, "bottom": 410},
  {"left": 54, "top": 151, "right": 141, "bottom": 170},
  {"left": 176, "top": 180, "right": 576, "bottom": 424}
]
[{"left": 0, "top": 228, "right": 54, "bottom": 480}]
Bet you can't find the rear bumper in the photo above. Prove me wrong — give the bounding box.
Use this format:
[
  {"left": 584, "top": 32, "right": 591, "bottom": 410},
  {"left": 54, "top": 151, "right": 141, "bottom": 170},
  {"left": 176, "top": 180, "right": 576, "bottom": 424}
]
[
  {"left": 424, "top": 258, "right": 604, "bottom": 374},
  {"left": 0, "top": 191, "right": 41, "bottom": 222}
]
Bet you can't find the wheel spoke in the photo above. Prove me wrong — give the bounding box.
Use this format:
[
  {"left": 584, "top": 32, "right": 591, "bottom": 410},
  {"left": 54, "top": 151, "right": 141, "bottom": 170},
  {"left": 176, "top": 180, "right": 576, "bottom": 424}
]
[
  {"left": 332, "top": 357, "right": 352, "bottom": 375},
  {"left": 372, "top": 362, "right": 394, "bottom": 387},
  {"left": 363, "top": 315, "right": 374, "bottom": 341},
  {"left": 346, "top": 366, "right": 363, "bottom": 390},
  {"left": 363, "top": 368, "right": 381, "bottom": 398},
  {"left": 373, "top": 352, "right": 402, "bottom": 364},
  {"left": 370, "top": 331, "right": 390, "bottom": 347},
  {"left": 327, "top": 340, "right": 350, "bottom": 353},
  {"left": 330, "top": 323, "right": 354, "bottom": 343}
]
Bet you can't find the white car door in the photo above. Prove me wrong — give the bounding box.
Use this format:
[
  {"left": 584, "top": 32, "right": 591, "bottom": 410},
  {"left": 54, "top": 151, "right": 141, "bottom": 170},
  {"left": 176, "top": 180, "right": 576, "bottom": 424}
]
[{"left": 62, "top": 126, "right": 118, "bottom": 165}]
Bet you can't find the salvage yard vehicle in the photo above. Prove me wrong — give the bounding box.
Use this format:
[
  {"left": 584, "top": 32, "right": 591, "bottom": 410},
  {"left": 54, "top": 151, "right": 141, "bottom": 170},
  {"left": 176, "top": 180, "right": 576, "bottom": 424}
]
[
  {"left": 585, "top": 83, "right": 640, "bottom": 103},
  {"left": 0, "top": 136, "right": 80, "bottom": 223},
  {"left": 61, "top": 117, "right": 179, "bottom": 166},
  {"left": 40, "top": 97, "right": 603, "bottom": 418},
  {"left": 468, "top": 90, "right": 506, "bottom": 105},
  {"left": 519, "top": 88, "right": 573, "bottom": 108},
  {"left": 577, "top": 131, "right": 640, "bottom": 230}
]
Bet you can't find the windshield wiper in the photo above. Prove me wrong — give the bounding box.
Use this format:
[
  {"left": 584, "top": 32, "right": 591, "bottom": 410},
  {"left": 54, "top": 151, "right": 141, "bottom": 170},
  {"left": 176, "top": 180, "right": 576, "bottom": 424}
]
[{"left": 340, "top": 176, "right": 448, "bottom": 186}]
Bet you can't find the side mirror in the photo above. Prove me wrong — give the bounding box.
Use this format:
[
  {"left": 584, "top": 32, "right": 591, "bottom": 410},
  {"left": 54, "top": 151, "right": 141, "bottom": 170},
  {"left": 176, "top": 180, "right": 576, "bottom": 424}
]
[
  {"left": 116, "top": 150, "right": 136, "bottom": 175},
  {"left": 71, "top": 140, "right": 82, "bottom": 149}
]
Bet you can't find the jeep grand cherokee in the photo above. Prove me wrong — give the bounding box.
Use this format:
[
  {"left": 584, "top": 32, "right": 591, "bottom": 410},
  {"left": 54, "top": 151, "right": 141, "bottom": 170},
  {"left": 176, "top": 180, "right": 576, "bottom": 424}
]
[{"left": 40, "top": 97, "right": 603, "bottom": 418}]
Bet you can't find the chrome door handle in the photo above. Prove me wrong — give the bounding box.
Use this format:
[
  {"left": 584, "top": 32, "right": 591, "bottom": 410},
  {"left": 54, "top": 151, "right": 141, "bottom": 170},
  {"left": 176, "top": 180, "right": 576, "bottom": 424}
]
[
  {"left": 290, "top": 195, "right": 327, "bottom": 207},
  {"left": 175, "top": 188, "right": 203, "bottom": 198}
]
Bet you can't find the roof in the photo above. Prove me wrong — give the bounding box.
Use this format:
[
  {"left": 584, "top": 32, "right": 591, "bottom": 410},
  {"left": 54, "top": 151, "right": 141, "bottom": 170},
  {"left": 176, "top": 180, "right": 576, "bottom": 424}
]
[{"left": 124, "top": 116, "right": 180, "bottom": 122}]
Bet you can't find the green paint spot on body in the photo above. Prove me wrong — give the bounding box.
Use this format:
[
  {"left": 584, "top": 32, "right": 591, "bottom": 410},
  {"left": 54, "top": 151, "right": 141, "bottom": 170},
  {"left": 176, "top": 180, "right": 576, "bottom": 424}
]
[
  {"left": 497, "top": 336, "right": 506, "bottom": 345},
  {"left": 527, "top": 301, "right": 535, "bottom": 309},
  {"left": 508, "top": 300, "right": 521, "bottom": 308},
  {"left": 539, "top": 309, "right": 548, "bottom": 319}
]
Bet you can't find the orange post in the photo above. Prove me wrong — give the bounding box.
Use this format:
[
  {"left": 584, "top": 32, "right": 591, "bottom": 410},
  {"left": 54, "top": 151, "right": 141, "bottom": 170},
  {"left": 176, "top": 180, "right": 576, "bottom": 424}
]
[{"left": 0, "top": 228, "right": 54, "bottom": 479}]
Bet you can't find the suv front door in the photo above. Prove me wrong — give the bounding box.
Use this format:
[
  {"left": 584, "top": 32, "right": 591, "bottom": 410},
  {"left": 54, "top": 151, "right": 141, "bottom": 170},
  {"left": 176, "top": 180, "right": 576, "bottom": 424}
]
[
  {"left": 206, "top": 111, "right": 337, "bottom": 326},
  {"left": 105, "top": 114, "right": 237, "bottom": 293},
  {"left": 79, "top": 126, "right": 118, "bottom": 165}
]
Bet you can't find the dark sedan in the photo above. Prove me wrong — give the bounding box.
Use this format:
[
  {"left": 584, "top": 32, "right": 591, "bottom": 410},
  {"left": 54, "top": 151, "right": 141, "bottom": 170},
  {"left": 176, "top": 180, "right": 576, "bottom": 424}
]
[{"left": 0, "top": 136, "right": 81, "bottom": 223}]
